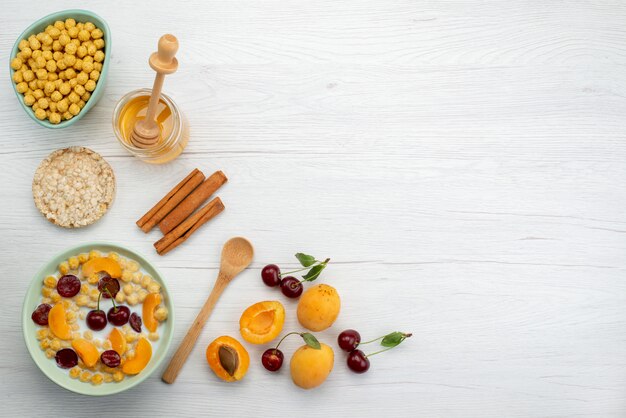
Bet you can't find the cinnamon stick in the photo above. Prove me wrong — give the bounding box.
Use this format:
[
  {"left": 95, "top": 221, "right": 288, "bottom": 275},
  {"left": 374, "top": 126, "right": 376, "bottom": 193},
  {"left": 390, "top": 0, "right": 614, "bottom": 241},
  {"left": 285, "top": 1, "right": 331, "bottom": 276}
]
[
  {"left": 154, "top": 197, "right": 225, "bottom": 255},
  {"left": 136, "top": 169, "right": 205, "bottom": 233},
  {"left": 158, "top": 170, "right": 227, "bottom": 234}
]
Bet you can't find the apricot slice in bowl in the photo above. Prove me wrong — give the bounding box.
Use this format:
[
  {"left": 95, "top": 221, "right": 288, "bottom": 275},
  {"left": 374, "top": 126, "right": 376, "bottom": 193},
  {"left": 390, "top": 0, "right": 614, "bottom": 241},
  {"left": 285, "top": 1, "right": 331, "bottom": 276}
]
[
  {"left": 206, "top": 336, "right": 249, "bottom": 382},
  {"left": 108, "top": 328, "right": 127, "bottom": 355},
  {"left": 239, "top": 301, "right": 285, "bottom": 344},
  {"left": 143, "top": 293, "right": 161, "bottom": 332},
  {"left": 72, "top": 338, "right": 99, "bottom": 367},
  {"left": 48, "top": 303, "right": 72, "bottom": 340},
  {"left": 81, "top": 257, "right": 122, "bottom": 279},
  {"left": 122, "top": 337, "right": 152, "bottom": 375}
]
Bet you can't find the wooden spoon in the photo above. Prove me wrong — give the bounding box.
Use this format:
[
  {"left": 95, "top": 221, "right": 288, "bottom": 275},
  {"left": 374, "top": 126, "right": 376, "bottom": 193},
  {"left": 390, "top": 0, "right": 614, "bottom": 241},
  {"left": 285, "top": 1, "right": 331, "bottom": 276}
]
[{"left": 161, "top": 237, "right": 254, "bottom": 384}]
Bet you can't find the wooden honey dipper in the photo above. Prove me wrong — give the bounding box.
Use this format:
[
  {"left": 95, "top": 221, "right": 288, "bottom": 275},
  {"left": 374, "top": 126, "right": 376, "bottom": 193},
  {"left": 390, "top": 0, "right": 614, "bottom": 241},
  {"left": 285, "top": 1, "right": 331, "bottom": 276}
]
[{"left": 131, "top": 34, "right": 179, "bottom": 148}]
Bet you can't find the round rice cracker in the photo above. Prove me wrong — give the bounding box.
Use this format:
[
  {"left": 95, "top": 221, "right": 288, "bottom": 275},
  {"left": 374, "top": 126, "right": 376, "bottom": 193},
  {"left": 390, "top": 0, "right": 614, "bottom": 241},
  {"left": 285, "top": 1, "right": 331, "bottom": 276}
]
[{"left": 32, "top": 147, "right": 116, "bottom": 228}]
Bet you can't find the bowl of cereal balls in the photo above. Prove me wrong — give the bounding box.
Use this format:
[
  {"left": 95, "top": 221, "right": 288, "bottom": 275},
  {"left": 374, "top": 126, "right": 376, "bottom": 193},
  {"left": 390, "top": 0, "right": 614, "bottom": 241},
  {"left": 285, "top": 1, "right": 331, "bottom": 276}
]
[{"left": 9, "top": 10, "right": 110, "bottom": 128}]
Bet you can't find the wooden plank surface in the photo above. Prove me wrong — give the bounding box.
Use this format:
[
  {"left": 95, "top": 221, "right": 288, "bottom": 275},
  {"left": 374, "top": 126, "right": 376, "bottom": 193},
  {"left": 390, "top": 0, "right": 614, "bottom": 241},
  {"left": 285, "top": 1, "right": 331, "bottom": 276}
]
[{"left": 1, "top": 0, "right": 625, "bottom": 416}]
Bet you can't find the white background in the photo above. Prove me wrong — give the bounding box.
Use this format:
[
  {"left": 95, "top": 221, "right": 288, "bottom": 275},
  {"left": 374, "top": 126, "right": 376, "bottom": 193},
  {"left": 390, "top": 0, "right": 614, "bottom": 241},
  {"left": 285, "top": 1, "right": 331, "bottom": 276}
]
[{"left": 1, "top": 1, "right": 625, "bottom": 417}]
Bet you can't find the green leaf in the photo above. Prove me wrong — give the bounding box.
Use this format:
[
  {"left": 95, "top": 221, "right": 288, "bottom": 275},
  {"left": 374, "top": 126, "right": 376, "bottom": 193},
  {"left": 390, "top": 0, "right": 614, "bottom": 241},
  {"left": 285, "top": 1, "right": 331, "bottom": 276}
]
[
  {"left": 381, "top": 332, "right": 407, "bottom": 348},
  {"left": 302, "top": 264, "right": 325, "bottom": 282},
  {"left": 301, "top": 333, "right": 321, "bottom": 349},
  {"left": 295, "top": 253, "right": 316, "bottom": 267}
]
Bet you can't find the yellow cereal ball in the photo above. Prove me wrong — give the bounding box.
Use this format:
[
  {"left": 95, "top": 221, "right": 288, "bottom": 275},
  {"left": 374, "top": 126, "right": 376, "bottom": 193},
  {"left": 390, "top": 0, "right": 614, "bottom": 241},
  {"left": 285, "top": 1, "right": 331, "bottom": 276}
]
[
  {"left": 42, "top": 45, "right": 52, "bottom": 52},
  {"left": 52, "top": 40, "right": 62, "bottom": 51},
  {"left": 34, "top": 108, "right": 46, "bottom": 120},
  {"left": 68, "top": 27, "right": 79, "bottom": 39},
  {"left": 59, "top": 33, "right": 70, "bottom": 47},
  {"left": 69, "top": 103, "right": 80, "bottom": 116},
  {"left": 56, "top": 59, "right": 67, "bottom": 70},
  {"left": 89, "top": 70, "right": 100, "bottom": 81},
  {"left": 18, "top": 39, "right": 29, "bottom": 50},
  {"left": 49, "top": 102, "right": 57, "bottom": 113},
  {"left": 93, "top": 62, "right": 102, "bottom": 72},
  {"left": 94, "top": 39, "right": 105, "bottom": 50},
  {"left": 36, "top": 79, "right": 46, "bottom": 89},
  {"left": 78, "top": 30, "right": 90, "bottom": 42},
  {"left": 76, "top": 71, "right": 88, "bottom": 85},
  {"left": 41, "top": 33, "right": 53, "bottom": 46},
  {"left": 31, "top": 49, "right": 42, "bottom": 58},
  {"left": 83, "top": 22, "right": 95, "bottom": 32},
  {"left": 65, "top": 18, "right": 76, "bottom": 28},
  {"left": 44, "top": 81, "right": 55, "bottom": 95},
  {"left": 82, "top": 60, "right": 94, "bottom": 74},
  {"left": 58, "top": 82, "right": 71, "bottom": 95},
  {"left": 23, "top": 70, "right": 35, "bottom": 82},
  {"left": 84, "top": 79, "right": 96, "bottom": 92},
  {"left": 12, "top": 71, "right": 23, "bottom": 83},
  {"left": 35, "top": 55, "right": 46, "bottom": 69},
  {"left": 24, "top": 94, "right": 36, "bottom": 106},
  {"left": 77, "top": 100, "right": 86, "bottom": 109},
  {"left": 16, "top": 82, "right": 28, "bottom": 93},
  {"left": 33, "top": 89, "right": 44, "bottom": 99},
  {"left": 64, "top": 42, "right": 77, "bottom": 55},
  {"left": 32, "top": 103, "right": 40, "bottom": 112},
  {"left": 76, "top": 22, "right": 84, "bottom": 30},
  {"left": 49, "top": 112, "right": 61, "bottom": 124},
  {"left": 20, "top": 47, "right": 33, "bottom": 59},
  {"left": 57, "top": 99, "right": 69, "bottom": 113},
  {"left": 48, "top": 27, "right": 61, "bottom": 39},
  {"left": 69, "top": 78, "right": 78, "bottom": 87},
  {"left": 81, "top": 92, "right": 91, "bottom": 102},
  {"left": 42, "top": 50, "right": 53, "bottom": 60},
  {"left": 76, "top": 45, "right": 87, "bottom": 58},
  {"left": 94, "top": 50, "right": 105, "bottom": 63},
  {"left": 10, "top": 57, "right": 23, "bottom": 70},
  {"left": 54, "top": 78, "right": 63, "bottom": 88},
  {"left": 68, "top": 91, "right": 80, "bottom": 103},
  {"left": 52, "top": 51, "right": 63, "bottom": 61},
  {"left": 53, "top": 20, "right": 64, "bottom": 30},
  {"left": 58, "top": 70, "right": 66, "bottom": 80},
  {"left": 154, "top": 306, "right": 168, "bottom": 322},
  {"left": 91, "top": 28, "right": 104, "bottom": 40},
  {"left": 62, "top": 111, "right": 73, "bottom": 121},
  {"left": 45, "top": 60, "right": 57, "bottom": 72},
  {"left": 85, "top": 43, "right": 97, "bottom": 57},
  {"left": 38, "top": 98, "right": 49, "bottom": 109},
  {"left": 29, "top": 36, "right": 41, "bottom": 50},
  {"left": 73, "top": 59, "right": 82, "bottom": 71},
  {"left": 65, "top": 67, "right": 76, "bottom": 79},
  {"left": 64, "top": 54, "right": 76, "bottom": 67},
  {"left": 51, "top": 91, "right": 63, "bottom": 102},
  {"left": 28, "top": 81, "right": 38, "bottom": 90},
  {"left": 71, "top": 38, "right": 80, "bottom": 47},
  {"left": 36, "top": 68, "right": 47, "bottom": 80}
]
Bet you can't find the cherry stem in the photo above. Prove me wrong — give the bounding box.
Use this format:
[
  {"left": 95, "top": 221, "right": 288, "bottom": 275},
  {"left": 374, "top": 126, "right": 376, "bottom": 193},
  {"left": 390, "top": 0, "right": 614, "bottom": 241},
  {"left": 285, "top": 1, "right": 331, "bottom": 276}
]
[
  {"left": 96, "top": 290, "right": 102, "bottom": 310},
  {"left": 365, "top": 347, "right": 395, "bottom": 357},
  {"left": 359, "top": 336, "right": 385, "bottom": 345},
  {"left": 106, "top": 289, "right": 117, "bottom": 311},
  {"left": 281, "top": 258, "right": 331, "bottom": 278},
  {"left": 274, "top": 332, "right": 302, "bottom": 350}
]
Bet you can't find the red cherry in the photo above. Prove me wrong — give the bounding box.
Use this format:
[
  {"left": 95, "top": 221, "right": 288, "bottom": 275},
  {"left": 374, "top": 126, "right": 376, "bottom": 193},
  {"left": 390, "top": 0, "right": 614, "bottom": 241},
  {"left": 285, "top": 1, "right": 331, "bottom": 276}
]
[
  {"left": 280, "top": 276, "right": 303, "bottom": 298},
  {"left": 261, "top": 264, "right": 281, "bottom": 287},
  {"left": 261, "top": 348, "right": 284, "bottom": 371},
  {"left": 31, "top": 303, "right": 52, "bottom": 326},
  {"left": 107, "top": 305, "right": 130, "bottom": 326},
  {"left": 338, "top": 329, "right": 361, "bottom": 352},
  {"left": 86, "top": 310, "right": 107, "bottom": 331},
  {"left": 347, "top": 349, "right": 370, "bottom": 373}
]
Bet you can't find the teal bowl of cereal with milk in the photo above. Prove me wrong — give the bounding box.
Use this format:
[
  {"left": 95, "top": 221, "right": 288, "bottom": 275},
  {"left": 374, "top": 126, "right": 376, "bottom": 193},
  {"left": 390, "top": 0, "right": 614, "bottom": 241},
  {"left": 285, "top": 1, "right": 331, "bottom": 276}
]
[
  {"left": 9, "top": 10, "right": 110, "bottom": 128},
  {"left": 22, "top": 243, "right": 174, "bottom": 396}
]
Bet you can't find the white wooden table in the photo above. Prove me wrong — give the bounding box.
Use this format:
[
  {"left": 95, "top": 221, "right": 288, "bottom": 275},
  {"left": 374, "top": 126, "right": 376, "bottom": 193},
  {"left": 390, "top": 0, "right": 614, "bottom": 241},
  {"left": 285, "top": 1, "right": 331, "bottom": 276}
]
[{"left": 2, "top": 1, "right": 625, "bottom": 417}]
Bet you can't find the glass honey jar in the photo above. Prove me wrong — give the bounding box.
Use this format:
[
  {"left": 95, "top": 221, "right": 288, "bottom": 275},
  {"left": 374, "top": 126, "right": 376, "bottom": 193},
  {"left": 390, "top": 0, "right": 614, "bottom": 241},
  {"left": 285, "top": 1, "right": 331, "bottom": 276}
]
[{"left": 112, "top": 88, "right": 188, "bottom": 164}]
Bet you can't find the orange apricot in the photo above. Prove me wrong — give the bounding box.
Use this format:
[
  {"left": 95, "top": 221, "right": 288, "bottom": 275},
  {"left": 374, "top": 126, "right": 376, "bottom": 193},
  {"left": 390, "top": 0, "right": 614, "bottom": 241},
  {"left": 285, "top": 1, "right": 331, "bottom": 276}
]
[
  {"left": 142, "top": 293, "right": 161, "bottom": 332},
  {"left": 206, "top": 336, "right": 249, "bottom": 382},
  {"left": 48, "top": 304, "right": 72, "bottom": 340},
  {"left": 108, "top": 328, "right": 126, "bottom": 355},
  {"left": 81, "top": 257, "right": 122, "bottom": 279},
  {"left": 239, "top": 301, "right": 285, "bottom": 344},
  {"left": 122, "top": 337, "right": 152, "bottom": 375},
  {"left": 72, "top": 338, "right": 99, "bottom": 367}
]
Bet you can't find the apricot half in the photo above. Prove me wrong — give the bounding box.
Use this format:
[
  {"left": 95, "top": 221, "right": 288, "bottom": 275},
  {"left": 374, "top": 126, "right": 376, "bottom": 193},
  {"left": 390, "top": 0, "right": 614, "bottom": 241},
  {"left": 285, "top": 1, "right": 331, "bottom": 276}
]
[
  {"left": 239, "top": 301, "right": 285, "bottom": 344},
  {"left": 81, "top": 257, "right": 122, "bottom": 279},
  {"left": 143, "top": 293, "right": 161, "bottom": 332},
  {"left": 72, "top": 338, "right": 99, "bottom": 367},
  {"left": 108, "top": 328, "right": 127, "bottom": 355},
  {"left": 122, "top": 337, "right": 152, "bottom": 375},
  {"left": 206, "top": 336, "right": 249, "bottom": 382},
  {"left": 297, "top": 284, "right": 340, "bottom": 331},
  {"left": 48, "top": 304, "right": 72, "bottom": 340},
  {"left": 290, "top": 343, "right": 334, "bottom": 389}
]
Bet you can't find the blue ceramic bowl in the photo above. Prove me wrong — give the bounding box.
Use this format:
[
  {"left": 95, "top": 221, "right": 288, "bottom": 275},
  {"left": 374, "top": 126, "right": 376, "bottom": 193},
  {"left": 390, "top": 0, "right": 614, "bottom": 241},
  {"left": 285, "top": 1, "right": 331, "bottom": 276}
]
[{"left": 9, "top": 10, "right": 111, "bottom": 129}]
